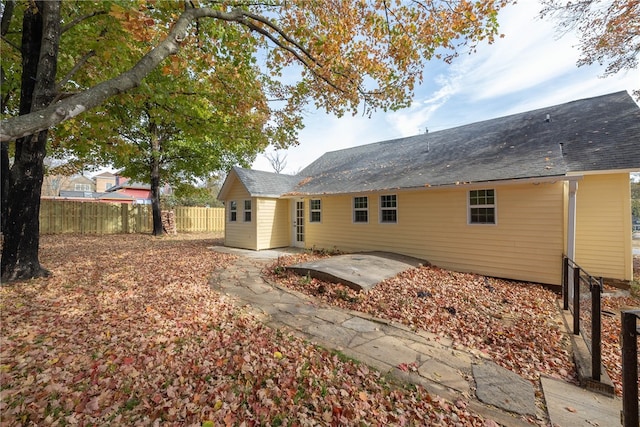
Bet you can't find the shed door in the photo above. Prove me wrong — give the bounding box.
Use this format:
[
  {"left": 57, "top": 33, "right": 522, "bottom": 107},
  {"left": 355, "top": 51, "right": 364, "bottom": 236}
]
[{"left": 292, "top": 199, "right": 304, "bottom": 247}]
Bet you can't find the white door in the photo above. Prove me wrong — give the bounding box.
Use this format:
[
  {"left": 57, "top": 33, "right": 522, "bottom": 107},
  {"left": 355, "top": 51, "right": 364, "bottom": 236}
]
[{"left": 292, "top": 199, "right": 304, "bottom": 247}]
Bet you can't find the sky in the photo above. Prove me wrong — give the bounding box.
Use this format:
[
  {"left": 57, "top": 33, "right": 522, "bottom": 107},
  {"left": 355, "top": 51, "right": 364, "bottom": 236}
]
[{"left": 251, "top": 1, "right": 639, "bottom": 175}]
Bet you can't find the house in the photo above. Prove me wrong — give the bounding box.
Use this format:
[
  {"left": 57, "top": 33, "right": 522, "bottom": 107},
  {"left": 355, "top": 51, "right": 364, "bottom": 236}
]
[
  {"left": 41, "top": 171, "right": 152, "bottom": 205},
  {"left": 218, "top": 91, "right": 640, "bottom": 286},
  {"left": 104, "top": 180, "right": 153, "bottom": 205},
  {"left": 41, "top": 174, "right": 95, "bottom": 197},
  {"left": 94, "top": 171, "right": 118, "bottom": 192}
]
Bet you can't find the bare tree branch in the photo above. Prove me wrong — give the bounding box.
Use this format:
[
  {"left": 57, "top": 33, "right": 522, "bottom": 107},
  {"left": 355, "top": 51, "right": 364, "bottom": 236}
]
[
  {"left": 235, "top": 11, "right": 350, "bottom": 96},
  {"left": 1, "top": 35, "right": 21, "bottom": 51},
  {"left": 265, "top": 151, "right": 287, "bottom": 173},
  {"left": 0, "top": 0, "right": 15, "bottom": 37},
  {"left": 55, "top": 50, "right": 95, "bottom": 93},
  {"left": 61, "top": 10, "right": 107, "bottom": 34}
]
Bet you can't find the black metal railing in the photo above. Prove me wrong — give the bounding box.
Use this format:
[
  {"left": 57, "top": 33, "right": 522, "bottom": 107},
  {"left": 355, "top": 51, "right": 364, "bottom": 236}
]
[
  {"left": 562, "top": 255, "right": 603, "bottom": 381},
  {"left": 621, "top": 310, "right": 639, "bottom": 427}
]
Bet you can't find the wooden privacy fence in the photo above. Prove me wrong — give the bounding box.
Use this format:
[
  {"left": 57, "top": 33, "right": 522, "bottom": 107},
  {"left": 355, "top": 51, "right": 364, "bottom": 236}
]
[
  {"left": 39, "top": 200, "right": 225, "bottom": 234},
  {"left": 174, "top": 206, "right": 225, "bottom": 232}
]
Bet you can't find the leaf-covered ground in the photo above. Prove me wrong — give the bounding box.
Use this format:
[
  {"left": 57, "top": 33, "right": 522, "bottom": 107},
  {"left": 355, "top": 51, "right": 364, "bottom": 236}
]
[
  {"left": 1, "top": 234, "right": 495, "bottom": 426},
  {"left": 265, "top": 253, "right": 640, "bottom": 397}
]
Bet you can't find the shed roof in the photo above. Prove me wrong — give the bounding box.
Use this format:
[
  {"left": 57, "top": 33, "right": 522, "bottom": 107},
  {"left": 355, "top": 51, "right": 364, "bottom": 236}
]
[{"left": 218, "top": 167, "right": 299, "bottom": 199}]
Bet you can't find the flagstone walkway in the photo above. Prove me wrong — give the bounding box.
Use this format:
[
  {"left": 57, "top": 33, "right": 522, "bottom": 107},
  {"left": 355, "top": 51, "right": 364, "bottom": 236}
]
[{"left": 209, "top": 246, "right": 622, "bottom": 426}]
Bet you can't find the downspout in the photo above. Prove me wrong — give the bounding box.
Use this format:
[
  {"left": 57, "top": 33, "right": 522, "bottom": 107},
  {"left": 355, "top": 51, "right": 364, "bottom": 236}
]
[{"left": 567, "top": 180, "right": 578, "bottom": 299}]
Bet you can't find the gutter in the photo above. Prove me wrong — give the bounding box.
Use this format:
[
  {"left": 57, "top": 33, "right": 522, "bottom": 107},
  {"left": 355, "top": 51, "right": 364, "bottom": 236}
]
[{"left": 280, "top": 174, "right": 583, "bottom": 199}]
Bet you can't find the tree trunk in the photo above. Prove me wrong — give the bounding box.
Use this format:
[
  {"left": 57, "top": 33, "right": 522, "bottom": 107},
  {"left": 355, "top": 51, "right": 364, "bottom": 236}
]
[
  {"left": 1, "top": 143, "right": 8, "bottom": 236},
  {"left": 2, "top": 132, "right": 50, "bottom": 282},
  {"left": 150, "top": 128, "right": 163, "bottom": 236},
  {"left": 1, "top": 3, "right": 14, "bottom": 235},
  {"left": 1, "top": 1, "right": 60, "bottom": 282}
]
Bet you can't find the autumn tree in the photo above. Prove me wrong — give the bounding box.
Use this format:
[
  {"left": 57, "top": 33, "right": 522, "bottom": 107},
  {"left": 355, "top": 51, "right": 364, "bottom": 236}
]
[
  {"left": 1, "top": 0, "right": 513, "bottom": 281},
  {"left": 540, "top": 0, "right": 640, "bottom": 97},
  {"left": 51, "top": 5, "right": 289, "bottom": 235}
]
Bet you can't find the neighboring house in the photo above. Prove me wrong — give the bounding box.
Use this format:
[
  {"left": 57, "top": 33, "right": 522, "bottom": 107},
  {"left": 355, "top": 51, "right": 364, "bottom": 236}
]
[
  {"left": 105, "top": 181, "right": 152, "bottom": 205},
  {"left": 218, "top": 91, "right": 640, "bottom": 286},
  {"left": 42, "top": 174, "right": 95, "bottom": 197},
  {"left": 94, "top": 171, "right": 117, "bottom": 192},
  {"left": 42, "top": 171, "right": 150, "bottom": 204},
  {"left": 64, "top": 175, "right": 95, "bottom": 192}
]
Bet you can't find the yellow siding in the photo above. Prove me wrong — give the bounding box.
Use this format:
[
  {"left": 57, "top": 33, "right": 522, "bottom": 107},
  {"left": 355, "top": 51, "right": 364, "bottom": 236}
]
[
  {"left": 256, "top": 198, "right": 290, "bottom": 250},
  {"left": 306, "top": 182, "right": 564, "bottom": 285},
  {"left": 575, "top": 173, "right": 632, "bottom": 281},
  {"left": 223, "top": 181, "right": 257, "bottom": 250}
]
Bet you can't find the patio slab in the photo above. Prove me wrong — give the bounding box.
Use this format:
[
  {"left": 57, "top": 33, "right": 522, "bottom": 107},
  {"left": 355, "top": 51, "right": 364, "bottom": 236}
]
[{"left": 288, "top": 251, "right": 427, "bottom": 291}]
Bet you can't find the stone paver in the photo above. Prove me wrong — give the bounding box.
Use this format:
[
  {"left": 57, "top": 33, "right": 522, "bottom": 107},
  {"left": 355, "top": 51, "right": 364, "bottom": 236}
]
[
  {"left": 351, "top": 335, "right": 422, "bottom": 363},
  {"left": 342, "top": 316, "right": 381, "bottom": 332},
  {"left": 418, "top": 359, "right": 470, "bottom": 394},
  {"left": 541, "top": 376, "right": 622, "bottom": 427},
  {"left": 473, "top": 361, "right": 537, "bottom": 416}
]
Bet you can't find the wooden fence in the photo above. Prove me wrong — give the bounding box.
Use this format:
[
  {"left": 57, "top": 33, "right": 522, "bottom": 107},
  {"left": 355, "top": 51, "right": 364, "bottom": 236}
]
[
  {"left": 174, "top": 206, "right": 225, "bottom": 232},
  {"left": 39, "top": 200, "right": 225, "bottom": 234}
]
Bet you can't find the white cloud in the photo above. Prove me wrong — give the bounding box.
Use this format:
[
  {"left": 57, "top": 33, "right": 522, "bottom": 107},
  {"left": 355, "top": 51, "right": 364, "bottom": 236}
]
[
  {"left": 459, "top": 4, "right": 582, "bottom": 101},
  {"left": 386, "top": 74, "right": 461, "bottom": 136}
]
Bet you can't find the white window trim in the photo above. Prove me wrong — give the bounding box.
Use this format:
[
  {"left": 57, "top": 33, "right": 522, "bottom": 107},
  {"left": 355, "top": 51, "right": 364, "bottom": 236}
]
[
  {"left": 309, "top": 199, "right": 322, "bottom": 223},
  {"left": 353, "top": 196, "right": 369, "bottom": 224},
  {"left": 243, "top": 199, "right": 252, "bottom": 222},
  {"left": 229, "top": 200, "right": 237, "bottom": 222},
  {"left": 379, "top": 194, "right": 398, "bottom": 224},
  {"left": 467, "top": 189, "right": 497, "bottom": 225}
]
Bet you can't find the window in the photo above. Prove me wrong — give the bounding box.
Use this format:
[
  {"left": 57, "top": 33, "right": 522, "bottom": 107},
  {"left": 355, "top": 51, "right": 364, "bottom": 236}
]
[
  {"left": 244, "top": 200, "right": 252, "bottom": 222},
  {"left": 229, "top": 201, "right": 237, "bottom": 222},
  {"left": 75, "top": 183, "right": 91, "bottom": 191},
  {"left": 309, "top": 199, "right": 321, "bottom": 222},
  {"left": 469, "top": 189, "right": 496, "bottom": 224},
  {"left": 380, "top": 194, "right": 397, "bottom": 223},
  {"left": 353, "top": 196, "right": 368, "bottom": 223}
]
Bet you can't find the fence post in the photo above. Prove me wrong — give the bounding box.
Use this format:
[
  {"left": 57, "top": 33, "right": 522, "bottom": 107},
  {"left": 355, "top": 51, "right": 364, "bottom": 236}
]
[
  {"left": 562, "top": 255, "right": 569, "bottom": 310},
  {"left": 590, "top": 277, "right": 601, "bottom": 381},
  {"left": 621, "top": 310, "right": 639, "bottom": 427},
  {"left": 573, "top": 266, "right": 580, "bottom": 335},
  {"left": 121, "top": 203, "right": 129, "bottom": 233}
]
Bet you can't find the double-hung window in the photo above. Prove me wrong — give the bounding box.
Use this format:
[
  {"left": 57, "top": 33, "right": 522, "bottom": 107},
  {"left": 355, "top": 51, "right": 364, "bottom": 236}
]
[
  {"left": 229, "top": 201, "right": 237, "bottom": 222},
  {"left": 469, "top": 189, "right": 496, "bottom": 224},
  {"left": 309, "top": 199, "right": 321, "bottom": 222},
  {"left": 353, "top": 196, "right": 368, "bottom": 223},
  {"left": 244, "top": 200, "right": 252, "bottom": 222},
  {"left": 380, "top": 194, "right": 397, "bottom": 223}
]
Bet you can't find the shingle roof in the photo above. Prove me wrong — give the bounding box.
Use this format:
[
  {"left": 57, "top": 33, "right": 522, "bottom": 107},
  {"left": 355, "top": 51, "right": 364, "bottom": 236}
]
[
  {"left": 232, "top": 167, "right": 300, "bottom": 198},
  {"left": 94, "top": 171, "right": 116, "bottom": 178},
  {"left": 223, "top": 91, "right": 640, "bottom": 198},
  {"left": 107, "top": 181, "right": 151, "bottom": 191},
  {"left": 293, "top": 91, "right": 640, "bottom": 195}
]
